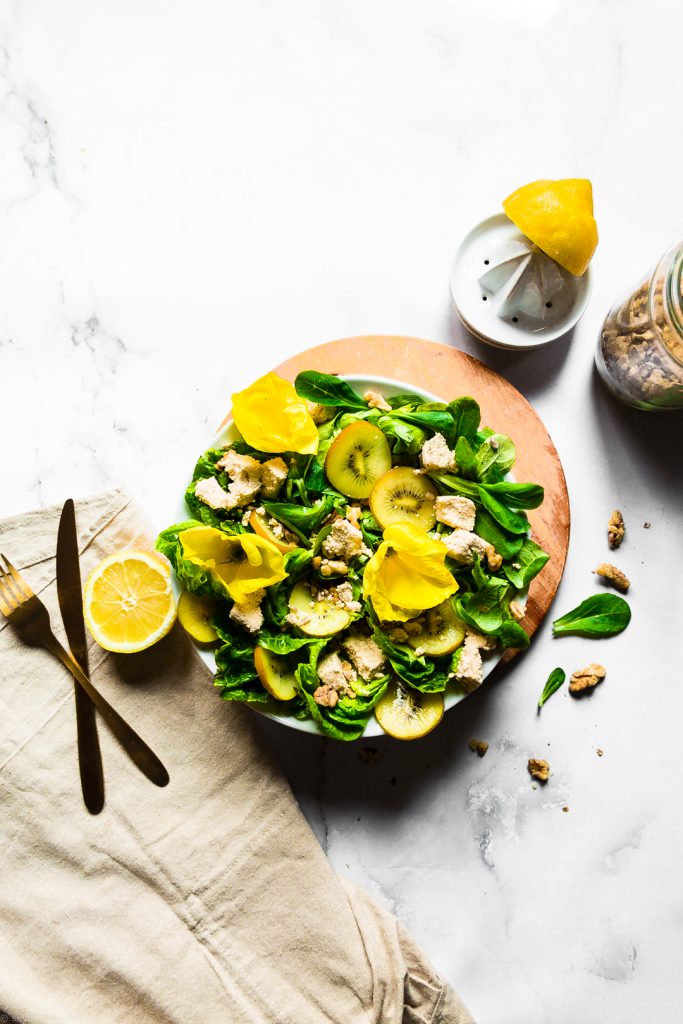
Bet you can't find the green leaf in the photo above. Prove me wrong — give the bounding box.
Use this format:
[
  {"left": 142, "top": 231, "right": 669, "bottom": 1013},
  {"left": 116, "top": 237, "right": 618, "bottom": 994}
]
[
  {"left": 454, "top": 436, "right": 478, "bottom": 478},
  {"left": 474, "top": 508, "right": 524, "bottom": 561},
  {"left": 538, "top": 667, "right": 566, "bottom": 709},
  {"left": 475, "top": 433, "right": 516, "bottom": 477},
  {"left": 386, "top": 392, "right": 426, "bottom": 409},
  {"left": 482, "top": 481, "right": 545, "bottom": 510},
  {"left": 478, "top": 489, "right": 529, "bottom": 535},
  {"left": 455, "top": 574, "right": 511, "bottom": 634},
  {"left": 257, "top": 634, "right": 320, "bottom": 656},
  {"left": 263, "top": 549, "right": 314, "bottom": 625},
  {"left": 503, "top": 539, "right": 550, "bottom": 589},
  {"left": 552, "top": 594, "right": 632, "bottom": 638},
  {"left": 496, "top": 620, "right": 530, "bottom": 650},
  {"left": 427, "top": 472, "right": 481, "bottom": 501},
  {"left": 392, "top": 409, "right": 455, "bottom": 436},
  {"left": 377, "top": 415, "right": 428, "bottom": 455},
  {"left": 294, "top": 371, "right": 368, "bottom": 410},
  {"left": 262, "top": 495, "right": 336, "bottom": 542},
  {"left": 447, "top": 396, "right": 480, "bottom": 443},
  {"left": 371, "top": 625, "right": 450, "bottom": 692}
]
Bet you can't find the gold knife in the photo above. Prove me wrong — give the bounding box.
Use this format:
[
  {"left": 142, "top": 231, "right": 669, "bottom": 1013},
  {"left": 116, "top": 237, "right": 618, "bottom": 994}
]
[{"left": 57, "top": 499, "right": 105, "bottom": 814}]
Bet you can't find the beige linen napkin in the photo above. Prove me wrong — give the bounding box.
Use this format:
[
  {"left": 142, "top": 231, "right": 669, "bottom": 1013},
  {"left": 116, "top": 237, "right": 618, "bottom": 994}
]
[{"left": 0, "top": 491, "right": 474, "bottom": 1024}]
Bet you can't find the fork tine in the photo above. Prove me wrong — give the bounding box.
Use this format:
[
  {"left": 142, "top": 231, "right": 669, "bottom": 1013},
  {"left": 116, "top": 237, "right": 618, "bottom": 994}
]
[
  {"left": 0, "top": 557, "right": 27, "bottom": 609},
  {"left": 1, "top": 555, "right": 32, "bottom": 600},
  {"left": 0, "top": 563, "right": 17, "bottom": 613}
]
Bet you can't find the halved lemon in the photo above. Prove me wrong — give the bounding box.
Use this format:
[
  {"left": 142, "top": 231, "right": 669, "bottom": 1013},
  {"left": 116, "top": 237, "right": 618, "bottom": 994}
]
[
  {"left": 84, "top": 550, "right": 177, "bottom": 653},
  {"left": 502, "top": 178, "right": 598, "bottom": 277}
]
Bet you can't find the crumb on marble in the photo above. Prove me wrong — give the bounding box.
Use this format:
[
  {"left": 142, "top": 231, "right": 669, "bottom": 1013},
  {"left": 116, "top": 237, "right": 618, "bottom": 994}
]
[
  {"left": 597, "top": 748, "right": 604, "bottom": 757},
  {"left": 608, "top": 509, "right": 625, "bottom": 549},
  {"left": 594, "top": 562, "right": 630, "bottom": 592},
  {"left": 527, "top": 758, "right": 550, "bottom": 783},
  {"left": 468, "top": 738, "right": 489, "bottom": 758}
]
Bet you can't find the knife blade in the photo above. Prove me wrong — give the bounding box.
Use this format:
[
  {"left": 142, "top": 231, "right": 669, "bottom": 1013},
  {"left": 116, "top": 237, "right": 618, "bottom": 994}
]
[{"left": 57, "top": 498, "right": 105, "bottom": 814}]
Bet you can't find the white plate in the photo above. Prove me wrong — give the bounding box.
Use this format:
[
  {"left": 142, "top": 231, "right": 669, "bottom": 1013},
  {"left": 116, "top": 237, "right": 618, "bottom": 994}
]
[{"left": 173, "top": 374, "right": 524, "bottom": 739}]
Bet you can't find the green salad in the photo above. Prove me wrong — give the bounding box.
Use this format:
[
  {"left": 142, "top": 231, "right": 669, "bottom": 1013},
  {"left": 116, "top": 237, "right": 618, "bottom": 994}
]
[{"left": 157, "top": 371, "right": 549, "bottom": 741}]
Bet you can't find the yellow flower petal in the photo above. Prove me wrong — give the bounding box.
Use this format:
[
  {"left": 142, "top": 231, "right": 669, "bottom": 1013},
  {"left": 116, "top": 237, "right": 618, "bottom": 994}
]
[
  {"left": 232, "top": 372, "right": 319, "bottom": 455},
  {"left": 363, "top": 522, "right": 458, "bottom": 622},
  {"left": 179, "top": 525, "right": 287, "bottom": 604}
]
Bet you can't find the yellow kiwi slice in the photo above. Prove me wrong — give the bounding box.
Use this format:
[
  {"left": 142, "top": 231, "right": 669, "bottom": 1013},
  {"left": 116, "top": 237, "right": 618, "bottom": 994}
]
[
  {"left": 254, "top": 647, "right": 298, "bottom": 701},
  {"left": 375, "top": 682, "right": 444, "bottom": 740},
  {"left": 325, "top": 421, "right": 392, "bottom": 499},
  {"left": 370, "top": 466, "right": 436, "bottom": 531},
  {"left": 407, "top": 601, "right": 466, "bottom": 657},
  {"left": 177, "top": 590, "right": 219, "bottom": 645},
  {"left": 288, "top": 581, "right": 350, "bottom": 637}
]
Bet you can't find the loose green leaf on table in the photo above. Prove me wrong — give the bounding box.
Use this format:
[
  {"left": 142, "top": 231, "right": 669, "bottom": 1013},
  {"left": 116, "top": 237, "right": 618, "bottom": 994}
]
[
  {"left": 552, "top": 594, "right": 631, "bottom": 638},
  {"left": 538, "top": 667, "right": 566, "bottom": 709},
  {"left": 294, "top": 370, "right": 368, "bottom": 410}
]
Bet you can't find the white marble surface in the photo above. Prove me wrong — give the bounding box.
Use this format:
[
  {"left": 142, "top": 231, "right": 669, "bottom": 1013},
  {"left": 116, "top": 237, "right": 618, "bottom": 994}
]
[{"left": 2, "top": 1, "right": 682, "bottom": 1020}]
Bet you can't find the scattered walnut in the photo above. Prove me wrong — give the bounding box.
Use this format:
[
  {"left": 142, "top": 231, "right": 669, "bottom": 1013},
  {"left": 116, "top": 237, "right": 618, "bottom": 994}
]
[
  {"left": 643, "top": 521, "right": 651, "bottom": 529},
  {"left": 527, "top": 758, "right": 550, "bottom": 783},
  {"left": 596, "top": 748, "right": 604, "bottom": 757},
  {"left": 608, "top": 509, "right": 625, "bottom": 549},
  {"left": 313, "top": 684, "right": 339, "bottom": 708},
  {"left": 509, "top": 601, "right": 524, "bottom": 622},
  {"left": 468, "top": 738, "right": 489, "bottom": 758},
  {"left": 569, "top": 663, "right": 606, "bottom": 694},
  {"left": 562, "top": 806, "right": 569, "bottom": 814},
  {"left": 594, "top": 562, "right": 630, "bottom": 592}
]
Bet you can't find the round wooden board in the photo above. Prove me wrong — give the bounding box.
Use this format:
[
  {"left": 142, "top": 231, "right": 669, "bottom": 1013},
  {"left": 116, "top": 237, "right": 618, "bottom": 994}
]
[{"left": 274, "top": 336, "right": 570, "bottom": 656}]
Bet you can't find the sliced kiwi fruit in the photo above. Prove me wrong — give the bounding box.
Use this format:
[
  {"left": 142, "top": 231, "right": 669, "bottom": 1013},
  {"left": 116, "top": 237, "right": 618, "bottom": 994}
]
[
  {"left": 407, "top": 600, "right": 466, "bottom": 657},
  {"left": 325, "top": 421, "right": 392, "bottom": 499},
  {"left": 254, "top": 647, "right": 298, "bottom": 701},
  {"left": 369, "top": 466, "right": 436, "bottom": 531},
  {"left": 375, "top": 682, "right": 444, "bottom": 740},
  {"left": 177, "top": 590, "right": 219, "bottom": 644},
  {"left": 288, "top": 581, "right": 350, "bottom": 637}
]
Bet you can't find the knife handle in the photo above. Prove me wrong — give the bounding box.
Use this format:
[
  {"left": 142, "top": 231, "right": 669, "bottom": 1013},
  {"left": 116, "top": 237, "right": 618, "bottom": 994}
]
[
  {"left": 74, "top": 682, "right": 105, "bottom": 813},
  {"left": 47, "top": 636, "right": 169, "bottom": 788}
]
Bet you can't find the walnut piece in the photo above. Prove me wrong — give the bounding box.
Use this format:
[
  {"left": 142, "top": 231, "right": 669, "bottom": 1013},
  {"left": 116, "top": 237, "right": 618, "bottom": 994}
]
[
  {"left": 527, "top": 758, "right": 550, "bottom": 782},
  {"left": 594, "top": 562, "right": 630, "bottom": 592},
  {"left": 468, "top": 738, "right": 489, "bottom": 758},
  {"left": 608, "top": 509, "right": 625, "bottom": 549},
  {"left": 313, "top": 684, "right": 339, "bottom": 708},
  {"left": 569, "top": 663, "right": 606, "bottom": 694}
]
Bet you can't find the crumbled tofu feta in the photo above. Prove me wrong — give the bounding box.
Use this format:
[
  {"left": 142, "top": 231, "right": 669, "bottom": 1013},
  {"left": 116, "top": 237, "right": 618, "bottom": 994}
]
[
  {"left": 260, "top": 457, "right": 288, "bottom": 499},
  {"left": 420, "top": 433, "right": 456, "bottom": 472},
  {"left": 194, "top": 477, "right": 237, "bottom": 510},
  {"left": 435, "top": 495, "right": 476, "bottom": 531},
  {"left": 342, "top": 634, "right": 386, "bottom": 681},
  {"left": 229, "top": 588, "right": 266, "bottom": 633},
  {"left": 322, "top": 518, "right": 363, "bottom": 562},
  {"left": 440, "top": 529, "right": 489, "bottom": 566},
  {"left": 207, "top": 448, "right": 263, "bottom": 508},
  {"left": 453, "top": 643, "right": 483, "bottom": 692},
  {"left": 509, "top": 601, "right": 524, "bottom": 622},
  {"left": 363, "top": 389, "right": 392, "bottom": 412},
  {"left": 317, "top": 651, "right": 349, "bottom": 690},
  {"left": 453, "top": 630, "right": 496, "bottom": 691},
  {"left": 315, "top": 581, "right": 362, "bottom": 614}
]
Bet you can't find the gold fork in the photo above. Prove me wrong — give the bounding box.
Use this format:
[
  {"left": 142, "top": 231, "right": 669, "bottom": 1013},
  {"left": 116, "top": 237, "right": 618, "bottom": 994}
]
[{"left": 0, "top": 554, "right": 169, "bottom": 788}]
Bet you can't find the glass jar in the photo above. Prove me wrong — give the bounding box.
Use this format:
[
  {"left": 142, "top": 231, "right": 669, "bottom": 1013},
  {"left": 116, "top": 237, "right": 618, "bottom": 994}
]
[{"left": 596, "top": 241, "right": 683, "bottom": 410}]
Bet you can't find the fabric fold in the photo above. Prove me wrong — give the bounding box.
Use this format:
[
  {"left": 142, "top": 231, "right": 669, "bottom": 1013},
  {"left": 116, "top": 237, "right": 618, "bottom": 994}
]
[{"left": 0, "top": 491, "right": 474, "bottom": 1024}]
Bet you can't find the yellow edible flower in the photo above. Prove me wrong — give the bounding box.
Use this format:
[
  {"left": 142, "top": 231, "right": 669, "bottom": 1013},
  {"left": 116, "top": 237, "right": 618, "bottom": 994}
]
[
  {"left": 179, "top": 525, "right": 287, "bottom": 604},
  {"left": 232, "top": 372, "right": 319, "bottom": 455},
  {"left": 363, "top": 522, "right": 458, "bottom": 623}
]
